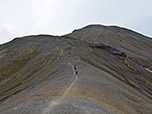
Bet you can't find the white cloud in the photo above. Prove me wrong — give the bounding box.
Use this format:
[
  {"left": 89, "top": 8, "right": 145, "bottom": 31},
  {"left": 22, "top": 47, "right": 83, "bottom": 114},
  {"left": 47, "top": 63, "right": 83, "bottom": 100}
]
[{"left": 0, "top": 0, "right": 151, "bottom": 44}]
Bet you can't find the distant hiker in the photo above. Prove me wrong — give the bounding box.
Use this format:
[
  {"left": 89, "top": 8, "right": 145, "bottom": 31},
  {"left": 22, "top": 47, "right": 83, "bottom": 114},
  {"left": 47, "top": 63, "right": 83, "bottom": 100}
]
[
  {"left": 74, "top": 65, "right": 78, "bottom": 75},
  {"left": 75, "top": 70, "right": 78, "bottom": 75},
  {"left": 74, "top": 65, "right": 77, "bottom": 71}
]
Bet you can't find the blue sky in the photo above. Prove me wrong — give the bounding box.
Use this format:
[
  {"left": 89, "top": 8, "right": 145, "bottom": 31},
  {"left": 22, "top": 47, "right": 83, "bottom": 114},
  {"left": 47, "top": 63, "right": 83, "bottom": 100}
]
[{"left": 0, "top": 0, "right": 152, "bottom": 44}]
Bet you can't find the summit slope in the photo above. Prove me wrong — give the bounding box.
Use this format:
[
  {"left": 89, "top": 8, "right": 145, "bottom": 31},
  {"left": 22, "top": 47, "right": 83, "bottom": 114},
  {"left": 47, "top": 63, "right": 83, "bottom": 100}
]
[
  {"left": 0, "top": 25, "right": 152, "bottom": 114},
  {"left": 65, "top": 25, "right": 152, "bottom": 68}
]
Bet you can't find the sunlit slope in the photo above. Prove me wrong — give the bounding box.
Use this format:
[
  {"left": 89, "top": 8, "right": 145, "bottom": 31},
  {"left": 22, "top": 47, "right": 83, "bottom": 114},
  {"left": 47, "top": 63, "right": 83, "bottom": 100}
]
[
  {"left": 0, "top": 25, "right": 152, "bottom": 114},
  {"left": 0, "top": 35, "right": 74, "bottom": 102}
]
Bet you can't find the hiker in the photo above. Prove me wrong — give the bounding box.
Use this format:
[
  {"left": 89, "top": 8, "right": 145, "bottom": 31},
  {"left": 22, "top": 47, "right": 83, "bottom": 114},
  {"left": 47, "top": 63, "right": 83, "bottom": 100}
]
[
  {"left": 74, "top": 65, "right": 77, "bottom": 70},
  {"left": 74, "top": 65, "right": 78, "bottom": 75},
  {"left": 75, "top": 70, "right": 78, "bottom": 75}
]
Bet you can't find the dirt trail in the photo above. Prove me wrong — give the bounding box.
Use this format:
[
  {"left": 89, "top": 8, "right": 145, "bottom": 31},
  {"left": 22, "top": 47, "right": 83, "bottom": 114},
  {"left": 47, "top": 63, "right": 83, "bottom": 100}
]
[
  {"left": 59, "top": 63, "right": 79, "bottom": 96},
  {"left": 62, "top": 75, "right": 78, "bottom": 96},
  {"left": 145, "top": 68, "right": 152, "bottom": 73},
  {"left": 42, "top": 65, "right": 79, "bottom": 114}
]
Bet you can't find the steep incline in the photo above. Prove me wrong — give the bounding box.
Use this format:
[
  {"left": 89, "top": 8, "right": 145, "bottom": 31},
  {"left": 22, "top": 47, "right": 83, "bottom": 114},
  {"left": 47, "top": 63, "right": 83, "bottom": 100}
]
[
  {"left": 0, "top": 25, "right": 152, "bottom": 114},
  {"left": 65, "top": 25, "right": 152, "bottom": 69}
]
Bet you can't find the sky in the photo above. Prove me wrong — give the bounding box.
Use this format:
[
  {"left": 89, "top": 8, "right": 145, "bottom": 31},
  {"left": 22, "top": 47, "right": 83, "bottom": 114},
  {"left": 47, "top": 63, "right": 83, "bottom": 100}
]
[{"left": 0, "top": 0, "right": 152, "bottom": 44}]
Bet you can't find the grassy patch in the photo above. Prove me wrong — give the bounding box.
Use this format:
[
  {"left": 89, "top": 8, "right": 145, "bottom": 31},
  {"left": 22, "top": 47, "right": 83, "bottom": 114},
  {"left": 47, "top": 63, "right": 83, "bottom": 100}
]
[
  {"left": 88, "top": 47, "right": 93, "bottom": 52},
  {"left": 0, "top": 47, "right": 39, "bottom": 82}
]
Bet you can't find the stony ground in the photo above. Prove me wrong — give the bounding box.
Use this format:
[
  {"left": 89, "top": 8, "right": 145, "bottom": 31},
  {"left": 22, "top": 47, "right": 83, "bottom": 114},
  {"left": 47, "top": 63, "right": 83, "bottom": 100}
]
[{"left": 0, "top": 25, "right": 152, "bottom": 114}]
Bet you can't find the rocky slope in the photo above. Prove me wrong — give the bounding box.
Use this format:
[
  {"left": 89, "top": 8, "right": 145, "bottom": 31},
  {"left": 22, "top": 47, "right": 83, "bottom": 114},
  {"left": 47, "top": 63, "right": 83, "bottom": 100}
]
[{"left": 0, "top": 25, "right": 152, "bottom": 114}]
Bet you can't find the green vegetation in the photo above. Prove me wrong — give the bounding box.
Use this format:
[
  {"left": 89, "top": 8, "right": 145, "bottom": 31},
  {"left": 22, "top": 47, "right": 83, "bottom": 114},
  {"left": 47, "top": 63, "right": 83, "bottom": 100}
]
[
  {"left": 47, "top": 55, "right": 56, "bottom": 65},
  {"left": 88, "top": 47, "right": 93, "bottom": 52},
  {"left": 0, "top": 47, "right": 39, "bottom": 82},
  {"left": 0, "top": 67, "right": 35, "bottom": 95},
  {"left": 0, "top": 44, "right": 65, "bottom": 102}
]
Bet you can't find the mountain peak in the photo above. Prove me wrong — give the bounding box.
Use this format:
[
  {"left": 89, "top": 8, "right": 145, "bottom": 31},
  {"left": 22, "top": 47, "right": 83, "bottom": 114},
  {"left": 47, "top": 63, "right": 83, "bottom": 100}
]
[{"left": 0, "top": 25, "right": 152, "bottom": 114}]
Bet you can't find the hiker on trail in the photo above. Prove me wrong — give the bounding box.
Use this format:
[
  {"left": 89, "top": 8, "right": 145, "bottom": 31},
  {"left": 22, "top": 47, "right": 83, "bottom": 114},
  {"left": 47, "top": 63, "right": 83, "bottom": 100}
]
[
  {"left": 74, "top": 65, "right": 77, "bottom": 71},
  {"left": 74, "top": 65, "right": 78, "bottom": 75},
  {"left": 75, "top": 70, "right": 78, "bottom": 75}
]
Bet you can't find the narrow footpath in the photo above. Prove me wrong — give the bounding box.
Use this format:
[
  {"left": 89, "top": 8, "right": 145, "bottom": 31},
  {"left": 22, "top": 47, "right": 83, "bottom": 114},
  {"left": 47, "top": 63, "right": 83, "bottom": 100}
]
[
  {"left": 60, "top": 64, "right": 79, "bottom": 96},
  {"left": 62, "top": 75, "right": 78, "bottom": 96}
]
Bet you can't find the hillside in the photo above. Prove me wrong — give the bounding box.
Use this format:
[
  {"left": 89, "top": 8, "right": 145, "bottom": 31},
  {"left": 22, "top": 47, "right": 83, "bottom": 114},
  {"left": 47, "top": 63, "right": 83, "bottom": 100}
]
[{"left": 0, "top": 25, "right": 152, "bottom": 114}]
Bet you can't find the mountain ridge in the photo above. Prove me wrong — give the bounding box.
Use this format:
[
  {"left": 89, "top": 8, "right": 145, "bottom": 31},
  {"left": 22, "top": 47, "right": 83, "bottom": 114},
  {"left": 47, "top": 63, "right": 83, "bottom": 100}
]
[
  {"left": 0, "top": 24, "right": 152, "bottom": 114},
  {"left": 69, "top": 24, "right": 152, "bottom": 39}
]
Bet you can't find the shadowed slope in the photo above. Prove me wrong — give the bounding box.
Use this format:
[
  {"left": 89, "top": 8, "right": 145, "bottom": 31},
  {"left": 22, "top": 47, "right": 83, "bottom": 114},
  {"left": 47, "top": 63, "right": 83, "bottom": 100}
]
[{"left": 65, "top": 25, "right": 152, "bottom": 69}]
